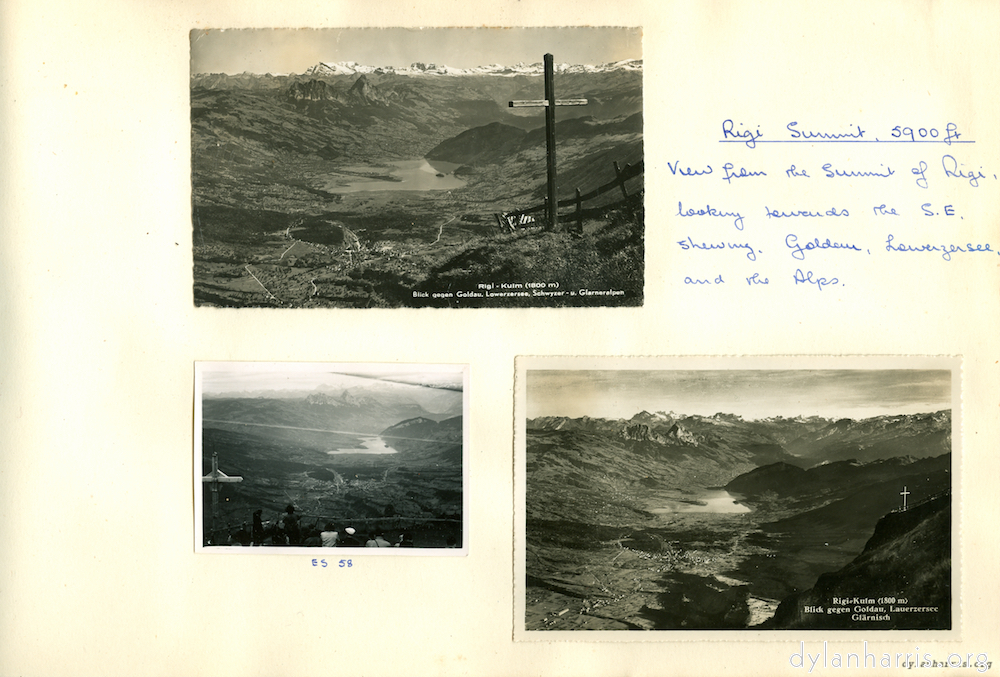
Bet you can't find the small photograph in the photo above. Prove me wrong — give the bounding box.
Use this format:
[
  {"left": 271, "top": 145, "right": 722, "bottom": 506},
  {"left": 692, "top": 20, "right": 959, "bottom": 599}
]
[
  {"left": 195, "top": 362, "right": 467, "bottom": 553},
  {"left": 517, "top": 357, "right": 956, "bottom": 631},
  {"left": 191, "top": 27, "right": 643, "bottom": 308}
]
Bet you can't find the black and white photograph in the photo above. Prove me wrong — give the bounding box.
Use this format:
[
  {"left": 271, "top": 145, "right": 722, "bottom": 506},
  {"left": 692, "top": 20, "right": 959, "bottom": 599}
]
[
  {"left": 517, "top": 357, "right": 956, "bottom": 631},
  {"left": 195, "top": 362, "right": 468, "bottom": 553},
  {"left": 191, "top": 28, "right": 643, "bottom": 308}
]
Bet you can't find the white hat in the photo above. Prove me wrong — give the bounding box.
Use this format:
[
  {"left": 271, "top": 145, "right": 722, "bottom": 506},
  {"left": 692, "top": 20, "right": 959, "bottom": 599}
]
[{"left": 345, "top": 527, "right": 356, "bottom": 535}]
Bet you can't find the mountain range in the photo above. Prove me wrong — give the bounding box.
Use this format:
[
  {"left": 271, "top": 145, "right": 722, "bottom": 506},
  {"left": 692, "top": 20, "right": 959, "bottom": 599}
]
[
  {"left": 201, "top": 388, "right": 465, "bottom": 546},
  {"left": 194, "top": 59, "right": 643, "bottom": 82},
  {"left": 205, "top": 380, "right": 462, "bottom": 416},
  {"left": 192, "top": 53, "right": 643, "bottom": 308},
  {"left": 529, "top": 409, "right": 949, "bottom": 470},
  {"left": 305, "top": 59, "right": 643, "bottom": 77},
  {"left": 191, "top": 65, "right": 643, "bottom": 214},
  {"left": 525, "top": 408, "right": 951, "bottom": 629},
  {"left": 525, "top": 409, "right": 949, "bottom": 531},
  {"left": 202, "top": 392, "right": 458, "bottom": 440}
]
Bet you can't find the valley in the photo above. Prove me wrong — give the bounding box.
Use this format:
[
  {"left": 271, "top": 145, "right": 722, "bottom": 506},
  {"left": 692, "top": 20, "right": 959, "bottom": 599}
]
[
  {"left": 191, "top": 61, "right": 644, "bottom": 308},
  {"left": 198, "top": 370, "right": 465, "bottom": 549},
  {"left": 524, "top": 410, "right": 952, "bottom": 630}
]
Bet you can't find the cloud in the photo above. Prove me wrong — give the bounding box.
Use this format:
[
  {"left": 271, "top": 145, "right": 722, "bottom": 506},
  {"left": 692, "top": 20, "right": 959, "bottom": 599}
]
[{"left": 527, "top": 369, "right": 951, "bottom": 420}]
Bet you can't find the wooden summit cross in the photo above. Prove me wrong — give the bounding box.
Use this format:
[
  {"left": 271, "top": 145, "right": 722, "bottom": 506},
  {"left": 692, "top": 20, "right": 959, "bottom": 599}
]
[
  {"left": 900, "top": 485, "right": 910, "bottom": 511},
  {"left": 202, "top": 451, "right": 243, "bottom": 539},
  {"left": 509, "top": 53, "right": 588, "bottom": 231}
]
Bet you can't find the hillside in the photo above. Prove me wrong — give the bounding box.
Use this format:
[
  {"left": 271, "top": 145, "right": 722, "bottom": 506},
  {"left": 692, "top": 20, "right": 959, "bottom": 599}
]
[
  {"left": 762, "top": 493, "right": 951, "bottom": 629},
  {"left": 192, "top": 67, "right": 642, "bottom": 170},
  {"left": 414, "top": 200, "right": 643, "bottom": 308},
  {"left": 524, "top": 409, "right": 952, "bottom": 630},
  {"left": 426, "top": 114, "right": 642, "bottom": 173},
  {"left": 425, "top": 122, "right": 528, "bottom": 166},
  {"left": 191, "top": 63, "right": 645, "bottom": 308},
  {"left": 202, "top": 423, "right": 463, "bottom": 545},
  {"left": 726, "top": 454, "right": 950, "bottom": 600},
  {"left": 200, "top": 391, "right": 465, "bottom": 547},
  {"left": 727, "top": 453, "right": 950, "bottom": 505},
  {"left": 382, "top": 416, "right": 464, "bottom": 465}
]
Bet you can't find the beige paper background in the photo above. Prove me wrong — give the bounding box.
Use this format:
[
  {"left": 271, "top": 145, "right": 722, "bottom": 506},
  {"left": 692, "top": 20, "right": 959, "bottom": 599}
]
[{"left": 2, "top": 1, "right": 998, "bottom": 676}]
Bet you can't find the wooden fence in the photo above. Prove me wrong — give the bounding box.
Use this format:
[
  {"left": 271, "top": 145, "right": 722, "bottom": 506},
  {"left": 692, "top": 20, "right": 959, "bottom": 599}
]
[{"left": 495, "top": 159, "right": 644, "bottom": 234}]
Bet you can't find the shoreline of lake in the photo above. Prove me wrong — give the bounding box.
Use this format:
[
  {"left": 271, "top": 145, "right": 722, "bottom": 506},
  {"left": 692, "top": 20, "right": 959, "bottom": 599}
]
[
  {"left": 648, "top": 489, "right": 751, "bottom": 514},
  {"left": 326, "top": 435, "right": 399, "bottom": 455},
  {"left": 324, "top": 159, "right": 465, "bottom": 193}
]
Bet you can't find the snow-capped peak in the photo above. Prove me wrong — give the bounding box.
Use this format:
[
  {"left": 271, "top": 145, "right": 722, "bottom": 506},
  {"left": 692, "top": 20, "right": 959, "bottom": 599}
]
[{"left": 303, "top": 59, "right": 642, "bottom": 78}]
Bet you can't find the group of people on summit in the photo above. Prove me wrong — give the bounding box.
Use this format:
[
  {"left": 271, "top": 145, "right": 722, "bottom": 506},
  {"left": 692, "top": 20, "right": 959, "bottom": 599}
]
[{"left": 223, "top": 504, "right": 417, "bottom": 547}]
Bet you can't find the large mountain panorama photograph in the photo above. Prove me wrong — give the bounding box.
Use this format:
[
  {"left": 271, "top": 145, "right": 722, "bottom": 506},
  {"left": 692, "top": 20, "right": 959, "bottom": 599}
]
[
  {"left": 190, "top": 28, "right": 643, "bottom": 308},
  {"left": 522, "top": 365, "right": 954, "bottom": 631}
]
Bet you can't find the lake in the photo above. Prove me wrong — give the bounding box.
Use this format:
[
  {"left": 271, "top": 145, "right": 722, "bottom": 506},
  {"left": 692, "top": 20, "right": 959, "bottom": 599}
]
[
  {"left": 326, "top": 436, "right": 399, "bottom": 455},
  {"left": 325, "top": 159, "right": 465, "bottom": 193},
  {"left": 650, "top": 490, "right": 751, "bottom": 514}
]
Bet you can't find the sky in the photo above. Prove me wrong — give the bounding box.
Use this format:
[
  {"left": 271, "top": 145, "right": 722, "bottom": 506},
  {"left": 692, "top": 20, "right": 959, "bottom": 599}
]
[
  {"left": 199, "top": 363, "right": 464, "bottom": 395},
  {"left": 526, "top": 369, "right": 952, "bottom": 421},
  {"left": 190, "top": 27, "right": 642, "bottom": 74}
]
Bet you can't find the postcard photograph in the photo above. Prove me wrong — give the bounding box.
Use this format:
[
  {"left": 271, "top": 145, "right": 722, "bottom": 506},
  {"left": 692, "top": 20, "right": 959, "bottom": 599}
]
[
  {"left": 191, "top": 27, "right": 643, "bottom": 308},
  {"left": 517, "top": 357, "right": 956, "bottom": 632},
  {"left": 195, "top": 362, "right": 468, "bottom": 554}
]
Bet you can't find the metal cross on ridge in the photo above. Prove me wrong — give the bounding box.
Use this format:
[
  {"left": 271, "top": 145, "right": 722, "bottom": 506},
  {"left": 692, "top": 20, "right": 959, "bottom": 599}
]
[
  {"left": 202, "top": 451, "right": 243, "bottom": 539},
  {"left": 509, "top": 53, "right": 589, "bottom": 231},
  {"left": 900, "top": 485, "right": 910, "bottom": 511}
]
